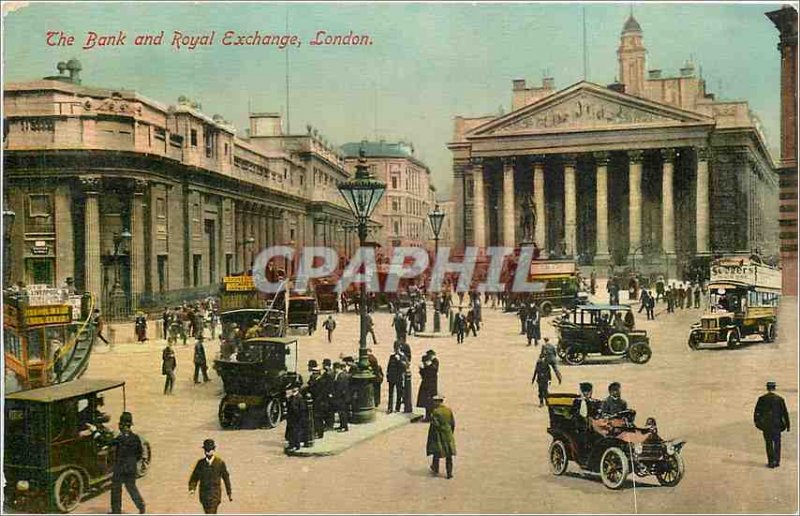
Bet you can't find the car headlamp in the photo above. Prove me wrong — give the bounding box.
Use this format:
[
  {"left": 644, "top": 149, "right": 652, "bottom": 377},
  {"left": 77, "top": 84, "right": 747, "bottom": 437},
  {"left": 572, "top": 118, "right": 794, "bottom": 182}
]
[
  {"left": 633, "top": 443, "right": 643, "bottom": 455},
  {"left": 666, "top": 443, "right": 675, "bottom": 455},
  {"left": 237, "top": 402, "right": 247, "bottom": 410},
  {"left": 16, "top": 480, "right": 29, "bottom": 491}
]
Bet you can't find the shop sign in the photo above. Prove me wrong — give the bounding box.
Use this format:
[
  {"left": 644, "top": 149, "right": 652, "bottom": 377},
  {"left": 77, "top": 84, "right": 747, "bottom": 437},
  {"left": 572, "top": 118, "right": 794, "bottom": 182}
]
[
  {"left": 24, "top": 304, "right": 72, "bottom": 327},
  {"left": 223, "top": 275, "right": 255, "bottom": 292}
]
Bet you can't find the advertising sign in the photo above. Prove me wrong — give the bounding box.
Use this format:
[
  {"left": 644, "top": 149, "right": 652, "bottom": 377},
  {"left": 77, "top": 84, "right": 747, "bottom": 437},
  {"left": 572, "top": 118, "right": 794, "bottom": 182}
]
[
  {"left": 223, "top": 275, "right": 255, "bottom": 292},
  {"left": 24, "top": 305, "right": 72, "bottom": 327}
]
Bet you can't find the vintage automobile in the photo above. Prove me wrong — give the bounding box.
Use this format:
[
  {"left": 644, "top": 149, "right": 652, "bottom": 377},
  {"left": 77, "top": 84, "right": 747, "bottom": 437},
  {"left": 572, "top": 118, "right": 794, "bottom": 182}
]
[
  {"left": 553, "top": 305, "right": 652, "bottom": 365},
  {"left": 688, "top": 256, "right": 780, "bottom": 350},
  {"left": 4, "top": 379, "right": 151, "bottom": 513},
  {"left": 287, "top": 296, "right": 318, "bottom": 335},
  {"left": 214, "top": 336, "right": 301, "bottom": 429},
  {"left": 504, "top": 260, "right": 583, "bottom": 316},
  {"left": 545, "top": 393, "right": 686, "bottom": 490}
]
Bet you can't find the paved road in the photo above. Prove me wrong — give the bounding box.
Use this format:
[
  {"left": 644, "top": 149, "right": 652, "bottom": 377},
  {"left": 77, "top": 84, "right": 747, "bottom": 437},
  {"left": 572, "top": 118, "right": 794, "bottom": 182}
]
[{"left": 75, "top": 294, "right": 797, "bottom": 514}]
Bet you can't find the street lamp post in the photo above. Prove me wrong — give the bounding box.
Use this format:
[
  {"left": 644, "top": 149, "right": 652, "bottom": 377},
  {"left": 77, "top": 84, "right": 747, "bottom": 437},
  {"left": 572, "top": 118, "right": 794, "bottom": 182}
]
[
  {"left": 110, "top": 230, "right": 132, "bottom": 316},
  {"left": 337, "top": 147, "right": 386, "bottom": 424},
  {"left": 428, "top": 204, "right": 446, "bottom": 333},
  {"left": 3, "top": 206, "right": 16, "bottom": 287}
]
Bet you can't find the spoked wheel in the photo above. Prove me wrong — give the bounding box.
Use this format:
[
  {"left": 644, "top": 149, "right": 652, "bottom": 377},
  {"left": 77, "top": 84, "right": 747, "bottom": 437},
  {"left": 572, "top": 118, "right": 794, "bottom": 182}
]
[
  {"left": 136, "top": 440, "right": 152, "bottom": 478},
  {"left": 600, "top": 447, "right": 630, "bottom": 490},
  {"left": 548, "top": 440, "right": 569, "bottom": 475},
  {"left": 53, "top": 468, "right": 84, "bottom": 513},
  {"left": 564, "top": 347, "right": 586, "bottom": 365},
  {"left": 726, "top": 330, "right": 740, "bottom": 349},
  {"left": 627, "top": 343, "right": 652, "bottom": 364},
  {"left": 265, "top": 397, "right": 284, "bottom": 428},
  {"left": 608, "top": 333, "right": 630, "bottom": 355},
  {"left": 687, "top": 333, "right": 700, "bottom": 350},
  {"left": 655, "top": 452, "right": 685, "bottom": 487}
]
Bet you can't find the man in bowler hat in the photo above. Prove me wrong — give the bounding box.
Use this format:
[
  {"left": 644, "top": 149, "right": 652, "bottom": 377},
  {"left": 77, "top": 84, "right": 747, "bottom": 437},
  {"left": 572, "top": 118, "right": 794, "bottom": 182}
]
[
  {"left": 110, "top": 412, "right": 146, "bottom": 514},
  {"left": 754, "top": 381, "right": 791, "bottom": 468},
  {"left": 189, "top": 439, "right": 233, "bottom": 514}
]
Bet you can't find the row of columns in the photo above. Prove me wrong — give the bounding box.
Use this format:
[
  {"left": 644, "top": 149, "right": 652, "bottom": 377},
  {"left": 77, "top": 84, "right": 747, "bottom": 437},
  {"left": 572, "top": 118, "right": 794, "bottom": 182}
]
[
  {"left": 465, "top": 147, "right": 711, "bottom": 259},
  {"left": 235, "top": 202, "right": 286, "bottom": 271}
]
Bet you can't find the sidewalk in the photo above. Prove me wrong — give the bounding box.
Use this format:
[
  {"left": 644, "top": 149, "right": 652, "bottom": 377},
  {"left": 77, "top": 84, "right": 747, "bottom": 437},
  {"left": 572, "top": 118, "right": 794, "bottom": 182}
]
[{"left": 287, "top": 410, "right": 423, "bottom": 457}]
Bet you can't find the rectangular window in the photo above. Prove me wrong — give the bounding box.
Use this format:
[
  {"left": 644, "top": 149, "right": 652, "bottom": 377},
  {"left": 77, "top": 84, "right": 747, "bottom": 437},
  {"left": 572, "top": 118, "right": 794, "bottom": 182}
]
[
  {"left": 156, "top": 198, "right": 166, "bottom": 218},
  {"left": 157, "top": 255, "right": 167, "bottom": 293},
  {"left": 28, "top": 194, "right": 52, "bottom": 218},
  {"left": 190, "top": 129, "right": 198, "bottom": 147},
  {"left": 193, "top": 255, "right": 202, "bottom": 287}
]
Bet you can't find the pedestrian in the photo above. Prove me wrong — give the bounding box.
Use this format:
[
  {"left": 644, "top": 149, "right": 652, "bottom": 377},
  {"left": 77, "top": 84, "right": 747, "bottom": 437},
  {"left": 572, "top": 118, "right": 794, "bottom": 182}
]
[
  {"left": 386, "top": 343, "right": 406, "bottom": 413},
  {"left": 532, "top": 352, "right": 561, "bottom": 407},
  {"left": 753, "top": 380, "right": 791, "bottom": 468},
  {"left": 93, "top": 308, "right": 109, "bottom": 345},
  {"left": 332, "top": 362, "right": 351, "bottom": 431},
  {"left": 454, "top": 310, "right": 466, "bottom": 344},
  {"left": 406, "top": 305, "right": 416, "bottom": 336},
  {"left": 426, "top": 394, "right": 456, "bottom": 479},
  {"left": 189, "top": 439, "right": 233, "bottom": 514},
  {"left": 678, "top": 284, "right": 686, "bottom": 309},
  {"left": 306, "top": 362, "right": 326, "bottom": 439},
  {"left": 134, "top": 311, "right": 148, "bottom": 343},
  {"left": 473, "top": 297, "right": 482, "bottom": 331},
  {"left": 540, "top": 338, "right": 562, "bottom": 382},
  {"left": 638, "top": 289, "right": 650, "bottom": 314},
  {"left": 666, "top": 286, "right": 675, "bottom": 313},
  {"left": 110, "top": 412, "right": 146, "bottom": 514},
  {"left": 392, "top": 310, "right": 407, "bottom": 343},
  {"left": 320, "top": 359, "right": 335, "bottom": 430},
  {"left": 322, "top": 315, "right": 336, "bottom": 343},
  {"left": 402, "top": 356, "right": 414, "bottom": 413},
  {"left": 646, "top": 293, "right": 656, "bottom": 320},
  {"left": 367, "top": 348, "right": 383, "bottom": 407},
  {"left": 284, "top": 385, "right": 306, "bottom": 452},
  {"left": 162, "top": 343, "right": 177, "bottom": 395},
  {"left": 590, "top": 270, "right": 597, "bottom": 295},
  {"left": 525, "top": 304, "right": 541, "bottom": 347},
  {"left": 417, "top": 350, "right": 439, "bottom": 421},
  {"left": 466, "top": 309, "right": 478, "bottom": 337},
  {"left": 694, "top": 284, "right": 702, "bottom": 309},
  {"left": 193, "top": 336, "right": 210, "bottom": 384},
  {"left": 162, "top": 307, "right": 171, "bottom": 340},
  {"left": 518, "top": 303, "right": 529, "bottom": 335},
  {"left": 366, "top": 312, "right": 378, "bottom": 345}
]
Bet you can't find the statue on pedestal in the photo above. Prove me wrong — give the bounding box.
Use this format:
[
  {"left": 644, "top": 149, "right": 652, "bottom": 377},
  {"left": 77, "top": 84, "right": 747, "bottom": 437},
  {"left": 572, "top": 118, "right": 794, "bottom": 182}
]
[{"left": 519, "top": 194, "right": 537, "bottom": 244}]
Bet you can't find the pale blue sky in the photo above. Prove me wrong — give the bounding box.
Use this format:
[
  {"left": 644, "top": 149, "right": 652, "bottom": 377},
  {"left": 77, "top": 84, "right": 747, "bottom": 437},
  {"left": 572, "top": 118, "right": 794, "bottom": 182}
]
[{"left": 2, "top": 2, "right": 787, "bottom": 197}]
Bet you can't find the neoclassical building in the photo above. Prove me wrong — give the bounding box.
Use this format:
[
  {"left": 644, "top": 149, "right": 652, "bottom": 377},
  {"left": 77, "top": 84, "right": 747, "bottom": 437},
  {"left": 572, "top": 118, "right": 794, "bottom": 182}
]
[
  {"left": 448, "top": 15, "right": 779, "bottom": 275},
  {"left": 3, "top": 62, "right": 353, "bottom": 314}
]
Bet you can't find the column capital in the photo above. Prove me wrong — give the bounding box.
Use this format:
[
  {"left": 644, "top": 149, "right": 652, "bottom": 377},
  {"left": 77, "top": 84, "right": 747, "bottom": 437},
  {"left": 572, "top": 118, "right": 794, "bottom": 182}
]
[
  {"left": 627, "top": 149, "right": 646, "bottom": 164},
  {"left": 501, "top": 156, "right": 516, "bottom": 168},
  {"left": 133, "top": 178, "right": 148, "bottom": 195},
  {"left": 660, "top": 148, "right": 678, "bottom": 163},
  {"left": 530, "top": 154, "right": 547, "bottom": 166},
  {"left": 561, "top": 153, "right": 578, "bottom": 167},
  {"left": 469, "top": 157, "right": 484, "bottom": 167},
  {"left": 593, "top": 151, "right": 611, "bottom": 166},
  {"left": 79, "top": 175, "right": 102, "bottom": 193},
  {"left": 696, "top": 146, "right": 711, "bottom": 161},
  {"left": 453, "top": 159, "right": 470, "bottom": 176}
]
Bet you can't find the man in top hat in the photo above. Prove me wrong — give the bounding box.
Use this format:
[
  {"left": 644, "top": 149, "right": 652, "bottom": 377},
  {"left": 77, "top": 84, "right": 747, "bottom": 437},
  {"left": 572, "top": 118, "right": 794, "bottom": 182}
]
[
  {"left": 110, "top": 412, "right": 146, "bottom": 514},
  {"left": 306, "top": 362, "right": 326, "bottom": 439},
  {"left": 754, "top": 380, "right": 791, "bottom": 468},
  {"left": 417, "top": 350, "right": 439, "bottom": 421},
  {"left": 426, "top": 394, "right": 456, "bottom": 479},
  {"left": 193, "top": 335, "right": 210, "bottom": 384},
  {"left": 601, "top": 382, "right": 628, "bottom": 418},
  {"left": 189, "top": 439, "right": 232, "bottom": 514},
  {"left": 386, "top": 343, "right": 407, "bottom": 413},
  {"left": 284, "top": 385, "right": 306, "bottom": 452},
  {"left": 320, "top": 359, "right": 335, "bottom": 430},
  {"left": 332, "top": 362, "right": 351, "bottom": 432}
]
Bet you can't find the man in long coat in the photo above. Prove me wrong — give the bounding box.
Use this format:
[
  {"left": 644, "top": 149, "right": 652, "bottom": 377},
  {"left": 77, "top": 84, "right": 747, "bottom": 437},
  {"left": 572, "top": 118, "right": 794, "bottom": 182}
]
[
  {"left": 110, "top": 412, "right": 146, "bottom": 514},
  {"left": 754, "top": 380, "right": 791, "bottom": 468},
  {"left": 284, "top": 386, "right": 306, "bottom": 451},
  {"left": 427, "top": 394, "right": 456, "bottom": 479},
  {"left": 525, "top": 305, "right": 541, "bottom": 347},
  {"left": 332, "top": 363, "right": 351, "bottom": 431},
  {"left": 386, "top": 345, "right": 407, "bottom": 413},
  {"left": 189, "top": 439, "right": 232, "bottom": 514},
  {"left": 392, "top": 310, "right": 407, "bottom": 343},
  {"left": 416, "top": 351, "right": 439, "bottom": 421},
  {"left": 162, "top": 343, "right": 177, "bottom": 394},
  {"left": 193, "top": 336, "right": 210, "bottom": 384}
]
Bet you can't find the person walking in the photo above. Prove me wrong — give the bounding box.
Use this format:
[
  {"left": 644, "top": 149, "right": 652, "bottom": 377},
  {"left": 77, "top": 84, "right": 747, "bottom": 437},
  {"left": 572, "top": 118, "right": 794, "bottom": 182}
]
[
  {"left": 332, "top": 362, "right": 351, "bottom": 431},
  {"left": 694, "top": 284, "right": 702, "bottom": 309},
  {"left": 110, "top": 412, "right": 146, "bottom": 514},
  {"left": 525, "top": 304, "right": 541, "bottom": 347},
  {"left": 365, "top": 312, "right": 378, "bottom": 345},
  {"left": 386, "top": 344, "right": 406, "bottom": 413},
  {"left": 753, "top": 380, "right": 791, "bottom": 468},
  {"left": 162, "top": 343, "right": 177, "bottom": 395},
  {"left": 193, "top": 336, "right": 210, "bottom": 384},
  {"left": 134, "top": 312, "right": 148, "bottom": 343},
  {"left": 532, "top": 353, "right": 561, "bottom": 407},
  {"left": 306, "top": 363, "right": 326, "bottom": 439},
  {"left": 416, "top": 350, "right": 439, "bottom": 421},
  {"left": 162, "top": 307, "right": 171, "bottom": 340},
  {"left": 367, "top": 348, "right": 383, "bottom": 407},
  {"left": 392, "top": 310, "right": 407, "bottom": 343},
  {"left": 646, "top": 292, "right": 656, "bottom": 320},
  {"left": 322, "top": 315, "right": 336, "bottom": 343},
  {"left": 518, "top": 303, "right": 529, "bottom": 335},
  {"left": 320, "top": 359, "right": 335, "bottom": 430},
  {"left": 454, "top": 310, "right": 466, "bottom": 344},
  {"left": 93, "top": 309, "right": 109, "bottom": 345},
  {"left": 402, "top": 357, "right": 414, "bottom": 413},
  {"left": 189, "top": 439, "right": 232, "bottom": 514},
  {"left": 426, "top": 394, "right": 456, "bottom": 479},
  {"left": 284, "top": 385, "right": 306, "bottom": 452},
  {"left": 638, "top": 289, "right": 650, "bottom": 315}
]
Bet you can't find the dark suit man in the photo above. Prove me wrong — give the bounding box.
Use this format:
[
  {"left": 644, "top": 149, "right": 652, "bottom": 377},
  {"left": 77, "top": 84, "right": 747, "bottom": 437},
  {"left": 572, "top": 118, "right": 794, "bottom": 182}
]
[
  {"left": 110, "top": 412, "right": 146, "bottom": 514},
  {"left": 307, "top": 365, "right": 327, "bottom": 439},
  {"left": 600, "top": 382, "right": 628, "bottom": 417},
  {"left": 754, "top": 381, "right": 791, "bottom": 468},
  {"left": 386, "top": 346, "right": 407, "bottom": 413},
  {"left": 193, "top": 338, "right": 210, "bottom": 383},
  {"left": 332, "top": 363, "right": 351, "bottom": 431},
  {"left": 319, "top": 359, "right": 335, "bottom": 429},
  {"left": 284, "top": 386, "right": 306, "bottom": 451},
  {"left": 189, "top": 439, "right": 232, "bottom": 514}
]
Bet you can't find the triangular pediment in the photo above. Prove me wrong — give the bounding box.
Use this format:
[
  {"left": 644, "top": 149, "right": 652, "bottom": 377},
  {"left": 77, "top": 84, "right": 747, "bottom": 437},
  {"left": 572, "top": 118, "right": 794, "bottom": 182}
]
[{"left": 469, "top": 81, "right": 714, "bottom": 137}]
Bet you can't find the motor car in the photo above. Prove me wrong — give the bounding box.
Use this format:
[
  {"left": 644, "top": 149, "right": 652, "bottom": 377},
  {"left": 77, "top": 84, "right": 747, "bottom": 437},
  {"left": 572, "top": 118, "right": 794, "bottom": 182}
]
[
  {"left": 214, "top": 336, "right": 301, "bottom": 429},
  {"left": 287, "top": 296, "right": 318, "bottom": 335},
  {"left": 4, "top": 379, "right": 151, "bottom": 513},
  {"left": 545, "top": 393, "right": 685, "bottom": 490},
  {"left": 553, "top": 305, "right": 652, "bottom": 365}
]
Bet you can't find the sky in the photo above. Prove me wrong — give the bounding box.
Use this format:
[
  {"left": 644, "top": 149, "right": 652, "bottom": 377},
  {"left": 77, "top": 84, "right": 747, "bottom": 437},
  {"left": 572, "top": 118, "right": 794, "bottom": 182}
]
[{"left": 1, "top": 2, "right": 788, "bottom": 198}]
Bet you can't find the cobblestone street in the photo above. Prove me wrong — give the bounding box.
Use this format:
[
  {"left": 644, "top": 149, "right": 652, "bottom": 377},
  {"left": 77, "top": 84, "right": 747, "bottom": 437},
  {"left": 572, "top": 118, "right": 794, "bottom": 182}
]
[{"left": 77, "top": 293, "right": 797, "bottom": 514}]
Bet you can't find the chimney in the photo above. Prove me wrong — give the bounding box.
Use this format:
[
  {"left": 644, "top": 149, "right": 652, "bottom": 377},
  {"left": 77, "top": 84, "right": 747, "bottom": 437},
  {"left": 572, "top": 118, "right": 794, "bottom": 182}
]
[
  {"left": 648, "top": 69, "right": 662, "bottom": 79},
  {"left": 607, "top": 82, "right": 626, "bottom": 93},
  {"left": 680, "top": 61, "right": 695, "bottom": 77},
  {"left": 249, "top": 112, "right": 283, "bottom": 137},
  {"left": 542, "top": 77, "right": 555, "bottom": 89},
  {"left": 65, "top": 58, "right": 82, "bottom": 84},
  {"left": 512, "top": 79, "right": 527, "bottom": 91}
]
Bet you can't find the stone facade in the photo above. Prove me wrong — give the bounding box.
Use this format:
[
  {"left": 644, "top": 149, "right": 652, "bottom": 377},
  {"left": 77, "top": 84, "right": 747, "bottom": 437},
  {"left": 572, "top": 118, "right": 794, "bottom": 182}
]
[
  {"left": 448, "top": 15, "right": 779, "bottom": 277},
  {"left": 3, "top": 65, "right": 352, "bottom": 312},
  {"left": 767, "top": 6, "right": 798, "bottom": 296}
]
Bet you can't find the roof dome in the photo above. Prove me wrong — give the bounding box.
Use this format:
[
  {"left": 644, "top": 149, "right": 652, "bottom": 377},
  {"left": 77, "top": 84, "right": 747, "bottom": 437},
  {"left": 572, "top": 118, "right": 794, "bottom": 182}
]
[{"left": 622, "top": 15, "right": 642, "bottom": 33}]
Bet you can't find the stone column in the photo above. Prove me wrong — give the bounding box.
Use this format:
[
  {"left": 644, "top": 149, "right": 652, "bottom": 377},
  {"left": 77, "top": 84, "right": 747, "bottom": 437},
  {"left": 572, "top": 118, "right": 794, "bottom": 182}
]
[
  {"left": 81, "top": 177, "right": 103, "bottom": 298},
  {"left": 696, "top": 147, "right": 711, "bottom": 255},
  {"left": 661, "top": 148, "right": 677, "bottom": 257},
  {"left": 257, "top": 208, "right": 266, "bottom": 255},
  {"left": 471, "top": 158, "right": 486, "bottom": 249},
  {"left": 54, "top": 185, "right": 75, "bottom": 286},
  {"left": 593, "top": 151, "right": 611, "bottom": 263},
  {"left": 130, "top": 179, "right": 148, "bottom": 306},
  {"left": 502, "top": 157, "right": 516, "bottom": 247},
  {"left": 235, "top": 204, "right": 244, "bottom": 272},
  {"left": 563, "top": 154, "right": 577, "bottom": 257},
  {"left": 452, "top": 161, "right": 467, "bottom": 250},
  {"left": 533, "top": 157, "right": 547, "bottom": 253},
  {"left": 628, "top": 150, "right": 644, "bottom": 260}
]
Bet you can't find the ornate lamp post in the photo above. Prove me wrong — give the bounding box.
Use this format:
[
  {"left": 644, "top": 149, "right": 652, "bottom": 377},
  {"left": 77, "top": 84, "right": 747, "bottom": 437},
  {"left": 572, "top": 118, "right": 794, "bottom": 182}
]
[
  {"left": 337, "top": 148, "right": 386, "bottom": 423},
  {"left": 428, "top": 204, "right": 446, "bottom": 332},
  {"left": 3, "top": 206, "right": 16, "bottom": 286},
  {"left": 110, "top": 230, "right": 132, "bottom": 314}
]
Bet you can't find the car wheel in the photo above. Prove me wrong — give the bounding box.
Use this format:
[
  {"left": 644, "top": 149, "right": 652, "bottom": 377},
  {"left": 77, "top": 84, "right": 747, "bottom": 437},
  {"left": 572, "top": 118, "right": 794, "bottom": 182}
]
[
  {"left": 564, "top": 347, "right": 586, "bottom": 365},
  {"left": 608, "top": 333, "right": 630, "bottom": 355},
  {"left": 726, "top": 330, "right": 740, "bottom": 349},
  {"left": 687, "top": 333, "right": 700, "bottom": 351},
  {"left": 539, "top": 301, "right": 553, "bottom": 317},
  {"left": 549, "top": 440, "right": 569, "bottom": 476},
  {"left": 655, "top": 452, "right": 685, "bottom": 487},
  {"left": 600, "top": 447, "right": 630, "bottom": 490},
  {"left": 53, "top": 468, "right": 84, "bottom": 513},
  {"left": 265, "top": 397, "right": 284, "bottom": 428},
  {"left": 136, "top": 440, "right": 152, "bottom": 478},
  {"left": 628, "top": 343, "right": 652, "bottom": 364}
]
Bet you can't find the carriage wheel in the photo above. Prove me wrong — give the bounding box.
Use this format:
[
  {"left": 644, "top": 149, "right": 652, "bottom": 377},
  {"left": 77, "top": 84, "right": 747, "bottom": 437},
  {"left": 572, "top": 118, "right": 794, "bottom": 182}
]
[
  {"left": 265, "top": 397, "right": 284, "bottom": 428},
  {"left": 564, "top": 347, "right": 586, "bottom": 365},
  {"left": 600, "top": 447, "right": 630, "bottom": 490},
  {"left": 607, "top": 333, "right": 630, "bottom": 355},
  {"left": 218, "top": 396, "right": 235, "bottom": 429},
  {"left": 53, "top": 468, "right": 83, "bottom": 513},
  {"left": 548, "top": 440, "right": 569, "bottom": 475},
  {"left": 655, "top": 452, "right": 685, "bottom": 487},
  {"left": 628, "top": 343, "right": 652, "bottom": 364},
  {"left": 687, "top": 333, "right": 700, "bottom": 350}
]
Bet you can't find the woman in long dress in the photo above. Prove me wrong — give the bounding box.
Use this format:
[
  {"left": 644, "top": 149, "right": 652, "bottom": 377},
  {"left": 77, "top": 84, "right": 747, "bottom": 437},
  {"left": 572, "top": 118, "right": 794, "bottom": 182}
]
[{"left": 416, "top": 351, "right": 439, "bottom": 421}]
